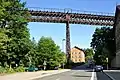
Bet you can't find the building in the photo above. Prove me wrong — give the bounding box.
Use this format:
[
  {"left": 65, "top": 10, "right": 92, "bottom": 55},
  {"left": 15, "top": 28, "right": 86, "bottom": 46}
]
[
  {"left": 112, "top": 5, "right": 120, "bottom": 68},
  {"left": 70, "top": 46, "right": 85, "bottom": 63}
]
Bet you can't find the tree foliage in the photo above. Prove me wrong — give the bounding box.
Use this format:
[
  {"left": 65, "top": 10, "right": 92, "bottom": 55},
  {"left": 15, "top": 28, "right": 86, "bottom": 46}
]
[
  {"left": 90, "top": 27, "right": 115, "bottom": 65},
  {"left": 37, "top": 36, "right": 66, "bottom": 69},
  {"left": 0, "top": 0, "right": 31, "bottom": 68},
  {"left": 84, "top": 48, "right": 94, "bottom": 62},
  {"left": 0, "top": 0, "right": 66, "bottom": 72}
]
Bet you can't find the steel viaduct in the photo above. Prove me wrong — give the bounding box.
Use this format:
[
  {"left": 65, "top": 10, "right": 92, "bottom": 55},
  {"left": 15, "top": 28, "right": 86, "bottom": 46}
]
[{"left": 27, "top": 5, "right": 120, "bottom": 68}]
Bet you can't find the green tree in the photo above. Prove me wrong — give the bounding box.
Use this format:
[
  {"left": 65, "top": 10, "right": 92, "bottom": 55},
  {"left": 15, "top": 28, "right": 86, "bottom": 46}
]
[
  {"left": 84, "top": 48, "right": 94, "bottom": 62},
  {"left": 37, "top": 36, "right": 66, "bottom": 69},
  {"left": 26, "top": 37, "right": 38, "bottom": 67},
  {"left": 0, "top": 0, "right": 31, "bottom": 68},
  {"left": 90, "top": 27, "right": 115, "bottom": 66},
  {"left": 0, "top": 28, "right": 10, "bottom": 67}
]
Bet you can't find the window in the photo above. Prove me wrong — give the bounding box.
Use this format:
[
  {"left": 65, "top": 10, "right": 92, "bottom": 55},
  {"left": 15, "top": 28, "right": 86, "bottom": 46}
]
[
  {"left": 80, "top": 52, "right": 85, "bottom": 58},
  {"left": 72, "top": 52, "right": 75, "bottom": 54},
  {"left": 75, "top": 59, "right": 77, "bottom": 62}
]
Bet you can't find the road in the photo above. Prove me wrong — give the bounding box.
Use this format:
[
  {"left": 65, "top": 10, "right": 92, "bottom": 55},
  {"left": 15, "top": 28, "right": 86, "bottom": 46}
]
[
  {"left": 33, "top": 64, "right": 112, "bottom": 80},
  {"left": 104, "top": 70, "right": 120, "bottom": 80},
  {"left": 96, "top": 72, "right": 111, "bottom": 80}
]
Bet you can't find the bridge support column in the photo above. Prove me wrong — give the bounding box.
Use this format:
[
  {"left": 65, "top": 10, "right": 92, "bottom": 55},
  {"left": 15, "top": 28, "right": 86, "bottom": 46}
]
[
  {"left": 66, "top": 21, "right": 71, "bottom": 59},
  {"left": 66, "top": 15, "right": 71, "bottom": 64}
]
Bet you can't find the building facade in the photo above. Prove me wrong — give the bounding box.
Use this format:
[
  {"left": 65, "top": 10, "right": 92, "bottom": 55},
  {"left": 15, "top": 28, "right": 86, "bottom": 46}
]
[
  {"left": 70, "top": 46, "right": 85, "bottom": 63},
  {"left": 114, "top": 5, "right": 120, "bottom": 68}
]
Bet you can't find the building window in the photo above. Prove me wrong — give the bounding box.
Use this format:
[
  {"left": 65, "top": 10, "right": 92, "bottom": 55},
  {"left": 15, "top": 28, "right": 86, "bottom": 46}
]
[
  {"left": 79, "top": 59, "right": 81, "bottom": 61},
  {"left": 72, "top": 52, "right": 74, "bottom": 54},
  {"left": 80, "top": 52, "right": 85, "bottom": 58},
  {"left": 72, "top": 52, "right": 75, "bottom": 54},
  {"left": 75, "top": 59, "right": 77, "bottom": 62}
]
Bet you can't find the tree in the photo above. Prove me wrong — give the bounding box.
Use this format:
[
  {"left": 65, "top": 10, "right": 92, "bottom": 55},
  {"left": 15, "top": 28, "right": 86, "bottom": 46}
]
[
  {"left": 90, "top": 27, "right": 115, "bottom": 66},
  {"left": 37, "top": 36, "right": 66, "bottom": 69},
  {"left": 0, "top": 0, "right": 31, "bottom": 68},
  {"left": 22, "top": 37, "right": 38, "bottom": 67},
  {"left": 0, "top": 28, "right": 10, "bottom": 67},
  {"left": 84, "top": 48, "right": 94, "bottom": 62}
]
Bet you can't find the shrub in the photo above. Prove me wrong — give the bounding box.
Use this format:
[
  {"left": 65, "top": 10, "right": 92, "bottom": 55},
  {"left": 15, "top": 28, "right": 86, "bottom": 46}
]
[
  {"left": 0, "top": 66, "right": 6, "bottom": 74},
  {"left": 15, "top": 66, "right": 25, "bottom": 72},
  {"left": 6, "top": 68, "right": 15, "bottom": 73}
]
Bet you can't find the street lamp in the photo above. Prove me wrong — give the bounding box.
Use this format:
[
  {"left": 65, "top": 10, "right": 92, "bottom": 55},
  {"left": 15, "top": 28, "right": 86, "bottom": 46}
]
[
  {"left": 43, "top": 60, "right": 47, "bottom": 70},
  {"left": 62, "top": 39, "right": 65, "bottom": 53},
  {"left": 106, "top": 58, "right": 108, "bottom": 70}
]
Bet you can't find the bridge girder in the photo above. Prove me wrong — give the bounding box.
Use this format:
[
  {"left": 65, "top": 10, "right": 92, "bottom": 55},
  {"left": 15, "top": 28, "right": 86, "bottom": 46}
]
[{"left": 29, "top": 10, "right": 114, "bottom": 26}]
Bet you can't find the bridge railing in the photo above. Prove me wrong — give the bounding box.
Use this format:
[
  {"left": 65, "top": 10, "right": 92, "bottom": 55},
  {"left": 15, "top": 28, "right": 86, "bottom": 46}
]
[
  {"left": 27, "top": 7, "right": 115, "bottom": 16},
  {"left": 28, "top": 7, "right": 65, "bottom": 13}
]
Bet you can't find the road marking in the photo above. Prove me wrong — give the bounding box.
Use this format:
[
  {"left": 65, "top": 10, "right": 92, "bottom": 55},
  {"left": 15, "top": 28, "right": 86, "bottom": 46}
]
[
  {"left": 90, "top": 69, "right": 94, "bottom": 80},
  {"left": 56, "top": 78, "right": 60, "bottom": 80}
]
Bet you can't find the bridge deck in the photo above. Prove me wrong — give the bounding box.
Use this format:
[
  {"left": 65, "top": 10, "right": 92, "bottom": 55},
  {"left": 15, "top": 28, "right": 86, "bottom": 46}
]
[{"left": 27, "top": 8, "right": 115, "bottom": 26}]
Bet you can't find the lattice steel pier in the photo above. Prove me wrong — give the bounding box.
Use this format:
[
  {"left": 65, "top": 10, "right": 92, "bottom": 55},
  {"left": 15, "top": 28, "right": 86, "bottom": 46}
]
[{"left": 66, "top": 15, "right": 71, "bottom": 62}]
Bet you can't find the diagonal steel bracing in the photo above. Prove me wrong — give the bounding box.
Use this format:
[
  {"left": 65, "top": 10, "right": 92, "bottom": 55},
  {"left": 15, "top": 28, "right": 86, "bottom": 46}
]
[{"left": 29, "top": 9, "right": 114, "bottom": 26}]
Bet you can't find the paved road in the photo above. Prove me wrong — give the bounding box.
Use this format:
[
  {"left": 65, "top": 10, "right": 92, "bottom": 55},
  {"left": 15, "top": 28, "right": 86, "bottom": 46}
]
[
  {"left": 96, "top": 72, "right": 111, "bottom": 80},
  {"left": 32, "top": 64, "right": 112, "bottom": 80},
  {"left": 104, "top": 70, "right": 120, "bottom": 80},
  {"left": 33, "top": 70, "right": 92, "bottom": 80},
  {"left": 33, "top": 70, "right": 112, "bottom": 80}
]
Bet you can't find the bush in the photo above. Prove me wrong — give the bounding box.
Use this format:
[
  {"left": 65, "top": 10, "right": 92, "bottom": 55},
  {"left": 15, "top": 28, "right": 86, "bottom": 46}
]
[
  {"left": 15, "top": 66, "right": 25, "bottom": 72},
  {"left": 6, "top": 68, "right": 15, "bottom": 73},
  {"left": 0, "top": 66, "right": 26, "bottom": 75},
  {"left": 0, "top": 66, "right": 16, "bottom": 74},
  {"left": 0, "top": 66, "right": 6, "bottom": 74}
]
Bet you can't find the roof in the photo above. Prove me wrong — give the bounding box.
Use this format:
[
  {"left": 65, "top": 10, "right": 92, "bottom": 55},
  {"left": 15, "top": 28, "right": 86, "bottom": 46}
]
[{"left": 73, "top": 46, "right": 84, "bottom": 52}]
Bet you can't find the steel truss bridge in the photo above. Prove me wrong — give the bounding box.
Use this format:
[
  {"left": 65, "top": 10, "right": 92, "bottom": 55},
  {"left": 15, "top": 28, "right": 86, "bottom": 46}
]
[
  {"left": 29, "top": 7, "right": 114, "bottom": 26},
  {"left": 27, "top": 7, "right": 116, "bottom": 60}
]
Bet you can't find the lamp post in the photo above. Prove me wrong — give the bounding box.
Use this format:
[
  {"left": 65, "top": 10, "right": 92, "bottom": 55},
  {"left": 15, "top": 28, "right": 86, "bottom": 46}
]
[
  {"left": 62, "top": 39, "right": 65, "bottom": 53},
  {"left": 28, "top": 56, "right": 32, "bottom": 66},
  {"left": 106, "top": 58, "right": 108, "bottom": 70},
  {"left": 43, "top": 60, "right": 47, "bottom": 70}
]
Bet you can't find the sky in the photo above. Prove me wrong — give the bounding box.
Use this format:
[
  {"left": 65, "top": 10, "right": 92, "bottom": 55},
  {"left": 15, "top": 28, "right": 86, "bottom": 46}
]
[{"left": 21, "top": 0, "right": 120, "bottom": 52}]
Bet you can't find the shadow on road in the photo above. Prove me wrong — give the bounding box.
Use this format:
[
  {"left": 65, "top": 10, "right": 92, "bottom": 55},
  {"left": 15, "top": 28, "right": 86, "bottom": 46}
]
[
  {"left": 71, "top": 64, "right": 93, "bottom": 71},
  {"left": 105, "top": 71, "right": 120, "bottom": 80},
  {"left": 72, "top": 75, "right": 91, "bottom": 77},
  {"left": 96, "top": 72, "right": 111, "bottom": 80}
]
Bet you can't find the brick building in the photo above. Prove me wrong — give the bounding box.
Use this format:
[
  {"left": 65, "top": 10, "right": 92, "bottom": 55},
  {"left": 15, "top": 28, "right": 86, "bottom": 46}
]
[{"left": 70, "top": 46, "right": 85, "bottom": 63}]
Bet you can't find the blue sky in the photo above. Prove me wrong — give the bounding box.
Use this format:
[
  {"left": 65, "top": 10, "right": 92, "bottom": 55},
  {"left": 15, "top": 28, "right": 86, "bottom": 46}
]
[{"left": 21, "top": 0, "right": 119, "bottom": 51}]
